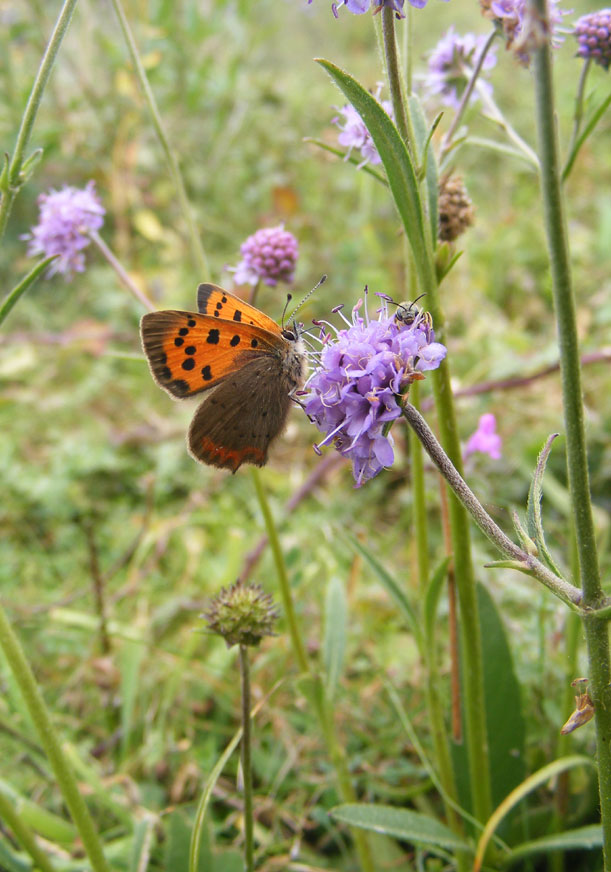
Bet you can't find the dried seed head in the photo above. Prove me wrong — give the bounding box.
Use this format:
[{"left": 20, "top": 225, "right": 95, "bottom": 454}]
[
  {"left": 438, "top": 175, "right": 475, "bottom": 243},
  {"left": 203, "top": 580, "right": 279, "bottom": 648}
]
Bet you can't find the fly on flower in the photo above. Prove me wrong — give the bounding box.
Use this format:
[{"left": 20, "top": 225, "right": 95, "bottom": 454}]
[{"left": 304, "top": 293, "right": 446, "bottom": 486}]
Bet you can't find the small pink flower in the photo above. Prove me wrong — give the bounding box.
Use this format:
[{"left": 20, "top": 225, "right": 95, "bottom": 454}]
[{"left": 464, "top": 413, "right": 502, "bottom": 459}]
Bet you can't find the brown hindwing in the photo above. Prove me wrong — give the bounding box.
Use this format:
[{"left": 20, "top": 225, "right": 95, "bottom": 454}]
[{"left": 187, "top": 356, "right": 293, "bottom": 471}]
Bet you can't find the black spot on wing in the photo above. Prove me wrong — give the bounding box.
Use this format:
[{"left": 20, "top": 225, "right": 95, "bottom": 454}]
[{"left": 207, "top": 329, "right": 220, "bottom": 345}]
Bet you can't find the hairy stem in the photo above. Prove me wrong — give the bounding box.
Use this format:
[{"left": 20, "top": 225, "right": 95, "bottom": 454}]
[
  {"left": 239, "top": 646, "right": 254, "bottom": 872},
  {"left": 401, "top": 403, "right": 582, "bottom": 607},
  {"left": 529, "top": 0, "right": 610, "bottom": 859}
]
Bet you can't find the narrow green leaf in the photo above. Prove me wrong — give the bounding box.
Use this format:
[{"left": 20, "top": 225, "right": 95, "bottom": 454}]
[
  {"left": 506, "top": 824, "right": 603, "bottom": 864},
  {"left": 423, "top": 558, "right": 450, "bottom": 648},
  {"left": 19, "top": 148, "right": 44, "bottom": 184},
  {"left": 129, "top": 815, "right": 155, "bottom": 872},
  {"left": 303, "top": 137, "right": 388, "bottom": 184},
  {"left": 331, "top": 803, "right": 469, "bottom": 852},
  {"left": 346, "top": 535, "right": 422, "bottom": 650},
  {"left": 409, "top": 95, "right": 439, "bottom": 247},
  {"left": 0, "top": 256, "right": 58, "bottom": 326},
  {"left": 526, "top": 434, "right": 564, "bottom": 576},
  {"left": 473, "top": 755, "right": 595, "bottom": 871},
  {"left": 563, "top": 91, "right": 611, "bottom": 180},
  {"left": 323, "top": 576, "right": 347, "bottom": 700},
  {"left": 316, "top": 59, "right": 428, "bottom": 272}
]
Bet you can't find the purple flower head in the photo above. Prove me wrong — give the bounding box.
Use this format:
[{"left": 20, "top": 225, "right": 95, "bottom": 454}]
[
  {"left": 24, "top": 181, "right": 105, "bottom": 279},
  {"left": 464, "top": 413, "right": 502, "bottom": 460},
  {"left": 229, "top": 225, "right": 298, "bottom": 287},
  {"left": 333, "top": 87, "right": 393, "bottom": 167},
  {"left": 305, "top": 296, "right": 446, "bottom": 486},
  {"left": 310, "top": 0, "right": 444, "bottom": 16},
  {"left": 426, "top": 27, "right": 498, "bottom": 107},
  {"left": 574, "top": 9, "right": 611, "bottom": 70},
  {"left": 483, "top": 0, "right": 568, "bottom": 64}
]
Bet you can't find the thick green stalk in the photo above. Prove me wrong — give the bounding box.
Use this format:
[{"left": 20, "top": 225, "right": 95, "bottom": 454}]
[
  {"left": 110, "top": 0, "right": 209, "bottom": 279},
  {"left": 0, "top": 604, "right": 111, "bottom": 872},
  {"left": 529, "top": 1, "right": 610, "bottom": 860},
  {"left": 382, "top": 10, "right": 492, "bottom": 824},
  {"left": 239, "top": 646, "right": 254, "bottom": 872},
  {"left": 0, "top": 0, "right": 78, "bottom": 241},
  {"left": 0, "top": 791, "right": 58, "bottom": 872},
  {"left": 250, "top": 469, "right": 374, "bottom": 872},
  {"left": 381, "top": 7, "right": 416, "bottom": 154}
]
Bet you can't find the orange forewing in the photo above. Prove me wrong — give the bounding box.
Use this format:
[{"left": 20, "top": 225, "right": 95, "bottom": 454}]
[
  {"left": 140, "top": 309, "right": 285, "bottom": 399},
  {"left": 196, "top": 283, "right": 281, "bottom": 333}
]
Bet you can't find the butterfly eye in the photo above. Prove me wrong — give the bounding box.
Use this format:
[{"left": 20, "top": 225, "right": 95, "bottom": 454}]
[{"left": 282, "top": 327, "right": 297, "bottom": 341}]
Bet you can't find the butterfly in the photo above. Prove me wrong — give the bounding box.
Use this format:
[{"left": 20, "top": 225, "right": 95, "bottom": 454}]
[{"left": 140, "top": 283, "right": 307, "bottom": 471}]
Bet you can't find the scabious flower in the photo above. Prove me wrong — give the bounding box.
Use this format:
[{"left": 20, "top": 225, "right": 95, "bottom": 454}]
[
  {"left": 305, "top": 297, "right": 447, "bottom": 486},
  {"left": 230, "top": 225, "right": 298, "bottom": 287},
  {"left": 481, "top": 0, "right": 567, "bottom": 64},
  {"left": 333, "top": 90, "right": 393, "bottom": 167},
  {"left": 425, "top": 27, "right": 498, "bottom": 108},
  {"left": 310, "top": 0, "right": 447, "bottom": 17},
  {"left": 24, "top": 181, "right": 105, "bottom": 278},
  {"left": 203, "top": 580, "right": 279, "bottom": 648},
  {"left": 573, "top": 9, "right": 611, "bottom": 70},
  {"left": 464, "top": 413, "right": 502, "bottom": 460}
]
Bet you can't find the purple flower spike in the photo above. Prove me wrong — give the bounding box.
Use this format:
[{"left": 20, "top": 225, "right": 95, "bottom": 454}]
[
  {"left": 230, "top": 225, "right": 299, "bottom": 287},
  {"left": 464, "top": 413, "right": 502, "bottom": 460},
  {"left": 24, "top": 181, "right": 105, "bottom": 279},
  {"left": 426, "top": 27, "right": 498, "bottom": 108},
  {"left": 574, "top": 9, "right": 611, "bottom": 70},
  {"left": 305, "top": 297, "right": 446, "bottom": 486}
]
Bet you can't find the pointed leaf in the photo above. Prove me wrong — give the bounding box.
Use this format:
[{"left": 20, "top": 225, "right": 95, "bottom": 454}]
[
  {"left": 316, "top": 59, "right": 428, "bottom": 270},
  {"left": 0, "top": 256, "right": 58, "bottom": 326},
  {"left": 331, "top": 803, "right": 469, "bottom": 853},
  {"left": 506, "top": 824, "right": 603, "bottom": 863},
  {"left": 527, "top": 434, "right": 564, "bottom": 576},
  {"left": 346, "top": 535, "right": 422, "bottom": 650},
  {"left": 473, "top": 755, "right": 595, "bottom": 871},
  {"left": 129, "top": 815, "right": 155, "bottom": 872},
  {"left": 323, "top": 576, "right": 347, "bottom": 699}
]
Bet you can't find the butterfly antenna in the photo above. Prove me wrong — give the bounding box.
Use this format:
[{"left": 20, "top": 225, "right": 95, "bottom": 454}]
[
  {"left": 281, "top": 293, "right": 293, "bottom": 328},
  {"left": 285, "top": 275, "right": 327, "bottom": 324}
]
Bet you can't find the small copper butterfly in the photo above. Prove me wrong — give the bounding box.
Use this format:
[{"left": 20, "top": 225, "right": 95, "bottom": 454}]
[{"left": 140, "top": 283, "right": 307, "bottom": 471}]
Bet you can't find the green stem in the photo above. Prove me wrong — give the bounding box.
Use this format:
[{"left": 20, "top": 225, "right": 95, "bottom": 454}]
[
  {"left": 477, "top": 84, "right": 540, "bottom": 169},
  {"left": 109, "top": 0, "right": 209, "bottom": 279},
  {"left": 0, "top": 256, "right": 57, "bottom": 326},
  {"left": 0, "top": 791, "right": 58, "bottom": 872},
  {"left": 250, "top": 469, "right": 308, "bottom": 673},
  {"left": 249, "top": 469, "right": 374, "bottom": 872},
  {"left": 440, "top": 29, "right": 498, "bottom": 162},
  {"left": 404, "top": 4, "right": 413, "bottom": 97},
  {"left": 527, "top": 6, "right": 611, "bottom": 860},
  {"left": 379, "top": 5, "right": 493, "bottom": 824},
  {"left": 408, "top": 381, "right": 429, "bottom": 585},
  {"left": 239, "top": 646, "right": 254, "bottom": 872},
  {"left": 0, "top": 0, "right": 79, "bottom": 242},
  {"left": 381, "top": 6, "right": 416, "bottom": 153},
  {"left": 0, "top": 603, "right": 111, "bottom": 872},
  {"left": 562, "top": 59, "right": 591, "bottom": 181},
  {"left": 89, "top": 230, "right": 155, "bottom": 311}
]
